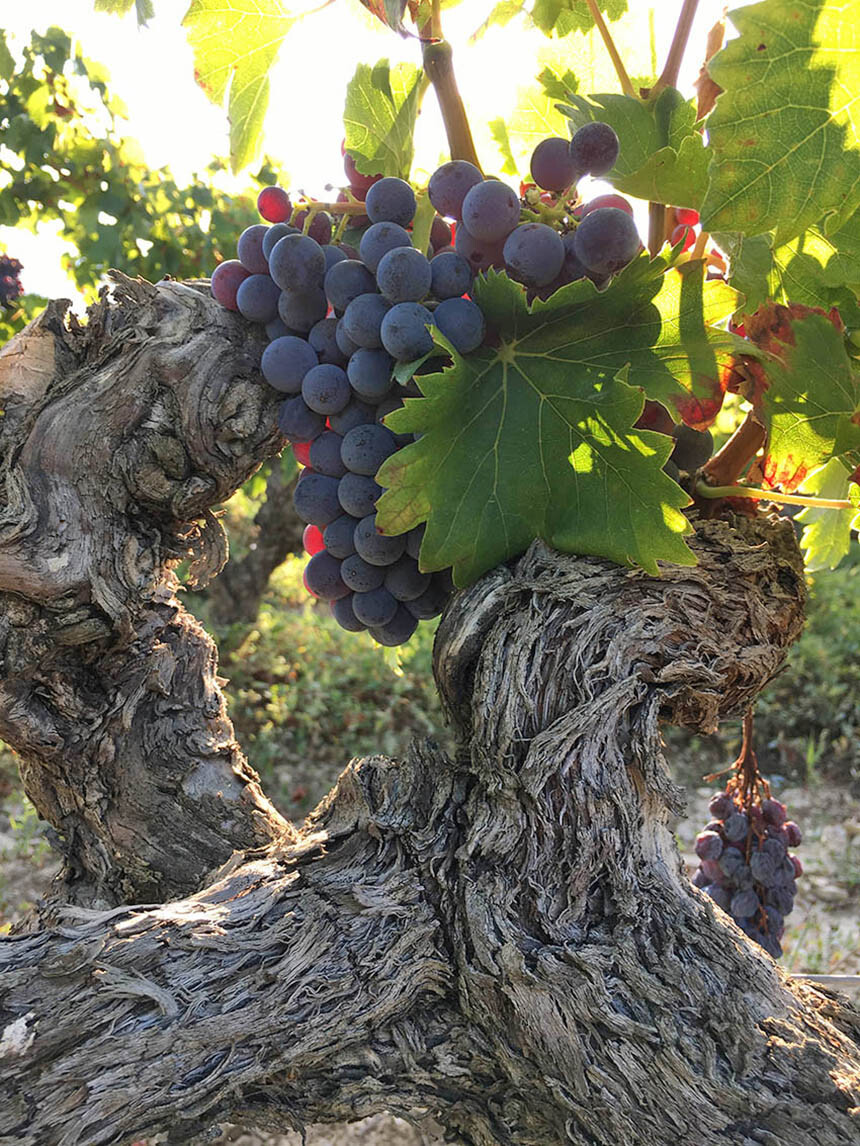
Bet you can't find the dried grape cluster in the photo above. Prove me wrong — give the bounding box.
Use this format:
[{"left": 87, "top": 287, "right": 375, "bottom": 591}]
[
  {"left": 0, "top": 254, "right": 23, "bottom": 308},
  {"left": 209, "top": 122, "right": 654, "bottom": 645},
  {"left": 693, "top": 787, "right": 803, "bottom": 958}
]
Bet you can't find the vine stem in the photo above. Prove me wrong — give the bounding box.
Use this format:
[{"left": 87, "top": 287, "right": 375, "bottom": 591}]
[
  {"left": 652, "top": 0, "right": 701, "bottom": 95},
  {"left": 419, "top": 0, "right": 482, "bottom": 169},
  {"left": 695, "top": 481, "right": 854, "bottom": 511},
  {"left": 584, "top": 0, "right": 637, "bottom": 98}
]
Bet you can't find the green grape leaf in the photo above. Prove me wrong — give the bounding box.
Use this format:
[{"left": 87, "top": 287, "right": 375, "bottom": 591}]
[
  {"left": 531, "top": 0, "right": 627, "bottom": 37},
  {"left": 182, "top": 0, "right": 297, "bottom": 173},
  {"left": 701, "top": 0, "right": 860, "bottom": 243},
  {"left": 796, "top": 458, "right": 860, "bottom": 571},
  {"left": 490, "top": 85, "right": 570, "bottom": 177},
  {"left": 343, "top": 60, "right": 424, "bottom": 179},
  {"left": 94, "top": 0, "right": 155, "bottom": 23},
  {"left": 761, "top": 314, "right": 860, "bottom": 490},
  {"left": 375, "top": 260, "right": 740, "bottom": 586},
  {"left": 718, "top": 214, "right": 860, "bottom": 328},
  {"left": 560, "top": 89, "right": 707, "bottom": 208},
  {"left": 471, "top": 0, "right": 526, "bottom": 41}
]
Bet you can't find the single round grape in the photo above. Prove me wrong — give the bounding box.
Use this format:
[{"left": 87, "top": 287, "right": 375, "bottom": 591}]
[
  {"left": 376, "top": 246, "right": 432, "bottom": 303},
  {"left": 302, "top": 364, "right": 351, "bottom": 415},
  {"left": 342, "top": 293, "right": 392, "bottom": 349},
  {"left": 460, "top": 180, "right": 521, "bottom": 243},
  {"left": 353, "top": 585, "right": 399, "bottom": 627},
  {"left": 784, "top": 821, "right": 802, "bottom": 847},
  {"left": 503, "top": 223, "right": 565, "bottom": 288},
  {"left": 269, "top": 233, "right": 326, "bottom": 291},
  {"left": 569, "top": 121, "right": 620, "bottom": 176},
  {"left": 718, "top": 847, "right": 744, "bottom": 878},
  {"left": 380, "top": 302, "right": 435, "bottom": 361},
  {"left": 573, "top": 208, "right": 641, "bottom": 277},
  {"left": 262, "top": 223, "right": 299, "bottom": 261},
  {"left": 581, "top": 194, "right": 633, "bottom": 217},
  {"left": 365, "top": 177, "right": 417, "bottom": 227},
  {"left": 750, "top": 851, "right": 777, "bottom": 884},
  {"left": 730, "top": 888, "right": 761, "bottom": 920},
  {"left": 359, "top": 222, "right": 413, "bottom": 274},
  {"left": 329, "top": 398, "right": 377, "bottom": 436},
  {"left": 324, "top": 260, "right": 378, "bottom": 312},
  {"left": 695, "top": 831, "right": 723, "bottom": 861},
  {"left": 338, "top": 472, "right": 383, "bottom": 518},
  {"left": 292, "top": 209, "right": 333, "bottom": 245},
  {"left": 303, "top": 523, "right": 324, "bottom": 555},
  {"left": 384, "top": 555, "right": 431, "bottom": 602},
  {"left": 430, "top": 215, "right": 453, "bottom": 252},
  {"left": 761, "top": 798, "right": 788, "bottom": 827},
  {"left": 293, "top": 471, "right": 342, "bottom": 526},
  {"left": 341, "top": 553, "right": 386, "bottom": 593},
  {"left": 257, "top": 186, "right": 292, "bottom": 223},
  {"left": 237, "top": 224, "right": 270, "bottom": 274},
  {"left": 369, "top": 604, "right": 419, "bottom": 647},
  {"left": 323, "top": 513, "right": 360, "bottom": 559},
  {"left": 724, "top": 812, "right": 750, "bottom": 843},
  {"left": 309, "top": 431, "right": 347, "bottom": 477},
  {"left": 762, "top": 837, "right": 788, "bottom": 860},
  {"left": 347, "top": 348, "right": 394, "bottom": 402},
  {"left": 278, "top": 286, "right": 328, "bottom": 333},
  {"left": 307, "top": 318, "right": 348, "bottom": 368},
  {"left": 261, "top": 336, "right": 319, "bottom": 394},
  {"left": 354, "top": 514, "right": 407, "bottom": 566},
  {"left": 210, "top": 260, "right": 250, "bottom": 311},
  {"left": 427, "top": 160, "right": 483, "bottom": 220},
  {"left": 331, "top": 593, "right": 367, "bottom": 632},
  {"left": 670, "top": 424, "right": 714, "bottom": 472},
  {"left": 304, "top": 550, "right": 349, "bottom": 601},
  {"left": 432, "top": 297, "right": 486, "bottom": 355},
  {"left": 277, "top": 396, "right": 325, "bottom": 443},
  {"left": 530, "top": 137, "right": 578, "bottom": 192},
  {"left": 265, "top": 317, "right": 293, "bottom": 341},
  {"left": 430, "top": 251, "right": 473, "bottom": 300},
  {"left": 404, "top": 574, "right": 451, "bottom": 619},
  {"left": 709, "top": 792, "right": 735, "bottom": 819},
  {"left": 455, "top": 224, "right": 507, "bottom": 274},
  {"left": 341, "top": 423, "right": 398, "bottom": 476},
  {"left": 236, "top": 274, "right": 280, "bottom": 324},
  {"left": 324, "top": 245, "right": 349, "bottom": 273}
]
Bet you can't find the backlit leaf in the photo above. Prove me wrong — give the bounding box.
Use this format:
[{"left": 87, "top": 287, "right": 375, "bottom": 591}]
[
  {"left": 343, "top": 60, "right": 424, "bottom": 179},
  {"left": 796, "top": 458, "right": 860, "bottom": 570}
]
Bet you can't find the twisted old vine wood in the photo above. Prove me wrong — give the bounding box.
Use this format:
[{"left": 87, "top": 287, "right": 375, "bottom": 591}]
[{"left": 0, "top": 277, "right": 858, "bottom": 1146}]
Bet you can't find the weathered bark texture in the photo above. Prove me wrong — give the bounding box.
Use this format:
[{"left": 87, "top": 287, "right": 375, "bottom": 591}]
[
  {"left": 1, "top": 280, "right": 859, "bottom": 1146},
  {"left": 202, "top": 458, "right": 303, "bottom": 627}
]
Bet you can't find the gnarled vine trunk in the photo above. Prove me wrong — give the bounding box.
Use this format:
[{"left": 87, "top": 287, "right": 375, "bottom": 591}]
[{"left": 0, "top": 277, "right": 858, "bottom": 1146}]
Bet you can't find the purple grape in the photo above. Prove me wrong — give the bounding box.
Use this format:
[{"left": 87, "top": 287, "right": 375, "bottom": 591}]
[
  {"left": 331, "top": 594, "right": 366, "bottom": 632},
  {"left": 762, "top": 798, "right": 787, "bottom": 827},
  {"left": 530, "top": 137, "right": 578, "bottom": 192},
  {"left": 325, "top": 260, "right": 378, "bottom": 312},
  {"left": 261, "top": 335, "right": 319, "bottom": 394},
  {"left": 365, "top": 177, "right": 416, "bottom": 227},
  {"left": 708, "top": 793, "right": 735, "bottom": 819},
  {"left": 370, "top": 604, "right": 420, "bottom": 647},
  {"left": 568, "top": 121, "right": 620, "bottom": 176},
  {"left": 237, "top": 224, "right": 270, "bottom": 274},
  {"left": 427, "top": 160, "right": 483, "bottom": 220},
  {"left": 430, "top": 251, "right": 473, "bottom": 300},
  {"left": 784, "top": 821, "right": 802, "bottom": 847},
  {"left": 503, "top": 223, "right": 565, "bottom": 288},
  {"left": 359, "top": 222, "right": 413, "bottom": 274},
  {"left": 309, "top": 431, "right": 347, "bottom": 478},
  {"left": 432, "top": 297, "right": 486, "bottom": 355},
  {"left": 302, "top": 363, "right": 351, "bottom": 415},
  {"left": 341, "top": 423, "right": 398, "bottom": 476},
  {"left": 573, "top": 208, "right": 640, "bottom": 278},
  {"left": 461, "top": 180, "right": 521, "bottom": 243},
  {"left": 236, "top": 274, "right": 280, "bottom": 323},
  {"left": 695, "top": 832, "right": 723, "bottom": 861},
  {"left": 277, "top": 396, "right": 325, "bottom": 443},
  {"left": 354, "top": 514, "right": 407, "bottom": 566},
  {"left": 724, "top": 812, "right": 749, "bottom": 843},
  {"left": 704, "top": 884, "right": 731, "bottom": 912},
  {"left": 304, "top": 550, "right": 349, "bottom": 601},
  {"left": 730, "top": 888, "right": 760, "bottom": 919},
  {"left": 353, "top": 586, "right": 399, "bottom": 627},
  {"left": 384, "top": 555, "right": 431, "bottom": 602},
  {"left": 211, "top": 260, "right": 250, "bottom": 311},
  {"left": 323, "top": 513, "right": 360, "bottom": 559},
  {"left": 293, "top": 472, "right": 342, "bottom": 526},
  {"left": 269, "top": 233, "right": 326, "bottom": 291},
  {"left": 341, "top": 554, "right": 386, "bottom": 593}
]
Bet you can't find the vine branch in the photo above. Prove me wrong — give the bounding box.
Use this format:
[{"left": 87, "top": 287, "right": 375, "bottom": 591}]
[{"left": 652, "top": 0, "right": 701, "bottom": 96}]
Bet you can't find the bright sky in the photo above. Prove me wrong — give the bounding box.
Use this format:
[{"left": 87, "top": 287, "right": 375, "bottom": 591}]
[{"left": 2, "top": 1, "right": 738, "bottom": 304}]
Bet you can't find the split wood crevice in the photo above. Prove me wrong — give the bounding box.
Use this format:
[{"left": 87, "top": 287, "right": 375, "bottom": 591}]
[{"left": 0, "top": 279, "right": 858, "bottom": 1146}]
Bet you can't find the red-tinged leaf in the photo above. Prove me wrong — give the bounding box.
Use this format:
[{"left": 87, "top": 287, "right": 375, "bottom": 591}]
[{"left": 357, "top": 0, "right": 417, "bottom": 34}]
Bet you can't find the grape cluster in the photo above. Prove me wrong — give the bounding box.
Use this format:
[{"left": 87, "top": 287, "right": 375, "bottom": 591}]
[
  {"left": 209, "top": 124, "right": 646, "bottom": 645},
  {"left": 0, "top": 254, "right": 24, "bottom": 308},
  {"left": 693, "top": 790, "right": 803, "bottom": 958}
]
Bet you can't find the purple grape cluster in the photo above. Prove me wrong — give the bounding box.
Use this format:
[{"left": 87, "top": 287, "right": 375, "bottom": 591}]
[
  {"left": 209, "top": 178, "right": 463, "bottom": 645},
  {"left": 693, "top": 790, "right": 803, "bottom": 958},
  {"left": 0, "top": 254, "right": 24, "bottom": 308}
]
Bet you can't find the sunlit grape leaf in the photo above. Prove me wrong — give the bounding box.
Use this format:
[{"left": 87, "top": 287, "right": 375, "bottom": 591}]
[
  {"left": 183, "top": 0, "right": 298, "bottom": 173},
  {"left": 375, "top": 260, "right": 741, "bottom": 586},
  {"left": 94, "top": 0, "right": 155, "bottom": 24},
  {"left": 471, "top": 1, "right": 527, "bottom": 41},
  {"left": 796, "top": 458, "right": 860, "bottom": 570},
  {"left": 531, "top": 0, "right": 627, "bottom": 37},
  {"left": 343, "top": 60, "right": 424, "bottom": 178},
  {"left": 0, "top": 32, "right": 15, "bottom": 81},
  {"left": 560, "top": 89, "right": 707, "bottom": 208},
  {"left": 701, "top": 0, "right": 860, "bottom": 243},
  {"left": 718, "top": 218, "right": 860, "bottom": 328},
  {"left": 760, "top": 314, "right": 860, "bottom": 490},
  {"left": 489, "top": 86, "right": 570, "bottom": 177}
]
